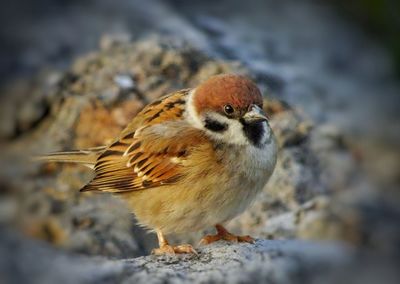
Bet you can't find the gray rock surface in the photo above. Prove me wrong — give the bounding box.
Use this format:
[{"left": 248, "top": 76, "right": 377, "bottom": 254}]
[{"left": 1, "top": 227, "right": 398, "bottom": 284}]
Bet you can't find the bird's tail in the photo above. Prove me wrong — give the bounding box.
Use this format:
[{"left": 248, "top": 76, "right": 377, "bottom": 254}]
[{"left": 34, "top": 146, "right": 106, "bottom": 169}]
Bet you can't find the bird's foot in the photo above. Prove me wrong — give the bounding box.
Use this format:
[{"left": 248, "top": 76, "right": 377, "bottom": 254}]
[
  {"left": 152, "top": 244, "right": 198, "bottom": 255},
  {"left": 153, "top": 229, "right": 198, "bottom": 255},
  {"left": 199, "top": 224, "right": 255, "bottom": 245}
]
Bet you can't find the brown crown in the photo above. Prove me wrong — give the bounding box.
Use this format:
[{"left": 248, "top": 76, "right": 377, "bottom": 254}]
[{"left": 194, "top": 74, "right": 262, "bottom": 115}]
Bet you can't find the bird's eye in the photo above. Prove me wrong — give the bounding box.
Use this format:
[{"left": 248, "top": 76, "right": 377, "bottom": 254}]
[{"left": 223, "top": 104, "right": 234, "bottom": 115}]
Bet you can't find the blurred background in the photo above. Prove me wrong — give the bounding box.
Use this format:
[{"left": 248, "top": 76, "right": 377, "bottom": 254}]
[{"left": 0, "top": 0, "right": 399, "bottom": 282}]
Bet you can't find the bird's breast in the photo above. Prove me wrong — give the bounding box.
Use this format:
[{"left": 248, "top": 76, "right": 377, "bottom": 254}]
[{"left": 210, "top": 136, "right": 277, "bottom": 221}]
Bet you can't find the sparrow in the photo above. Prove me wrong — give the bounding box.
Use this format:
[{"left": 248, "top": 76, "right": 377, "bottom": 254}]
[{"left": 38, "top": 74, "right": 278, "bottom": 255}]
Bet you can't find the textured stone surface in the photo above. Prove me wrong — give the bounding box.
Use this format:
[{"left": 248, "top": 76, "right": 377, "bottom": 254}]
[{"left": 1, "top": 227, "right": 399, "bottom": 284}]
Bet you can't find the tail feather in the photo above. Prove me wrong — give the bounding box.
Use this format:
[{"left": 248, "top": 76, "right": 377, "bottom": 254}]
[{"left": 34, "top": 146, "right": 106, "bottom": 169}]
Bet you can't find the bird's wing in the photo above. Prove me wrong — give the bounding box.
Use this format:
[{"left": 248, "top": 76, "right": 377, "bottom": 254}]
[
  {"left": 118, "top": 88, "right": 190, "bottom": 138},
  {"left": 80, "top": 89, "right": 207, "bottom": 193}
]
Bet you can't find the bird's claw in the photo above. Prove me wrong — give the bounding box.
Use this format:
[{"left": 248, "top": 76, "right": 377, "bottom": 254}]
[
  {"left": 152, "top": 244, "right": 198, "bottom": 255},
  {"left": 199, "top": 225, "right": 255, "bottom": 245}
]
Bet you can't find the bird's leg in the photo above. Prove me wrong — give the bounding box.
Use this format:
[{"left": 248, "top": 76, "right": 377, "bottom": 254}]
[
  {"left": 199, "top": 224, "right": 255, "bottom": 245},
  {"left": 151, "top": 229, "right": 198, "bottom": 255}
]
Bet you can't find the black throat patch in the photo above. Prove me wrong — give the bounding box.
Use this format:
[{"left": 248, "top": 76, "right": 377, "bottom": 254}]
[
  {"left": 204, "top": 117, "right": 228, "bottom": 132},
  {"left": 240, "top": 119, "right": 265, "bottom": 147}
]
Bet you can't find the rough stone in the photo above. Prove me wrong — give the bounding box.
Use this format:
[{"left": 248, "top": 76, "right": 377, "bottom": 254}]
[{"left": 1, "top": 228, "right": 399, "bottom": 284}]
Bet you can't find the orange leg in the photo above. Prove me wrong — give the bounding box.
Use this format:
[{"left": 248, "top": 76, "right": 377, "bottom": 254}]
[
  {"left": 151, "top": 229, "right": 198, "bottom": 255},
  {"left": 199, "top": 224, "right": 255, "bottom": 245}
]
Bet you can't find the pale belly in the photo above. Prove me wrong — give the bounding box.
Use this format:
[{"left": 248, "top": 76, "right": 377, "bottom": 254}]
[{"left": 122, "top": 138, "right": 277, "bottom": 234}]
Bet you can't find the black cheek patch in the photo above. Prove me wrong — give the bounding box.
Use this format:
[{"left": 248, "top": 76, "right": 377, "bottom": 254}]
[{"left": 204, "top": 117, "right": 228, "bottom": 132}]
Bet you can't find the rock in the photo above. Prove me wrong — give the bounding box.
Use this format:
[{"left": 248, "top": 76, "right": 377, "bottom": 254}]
[
  {"left": 0, "top": 71, "right": 61, "bottom": 139},
  {"left": 1, "top": 227, "right": 399, "bottom": 284}
]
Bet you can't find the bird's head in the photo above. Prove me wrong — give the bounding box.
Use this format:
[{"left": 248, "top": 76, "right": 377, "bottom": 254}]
[{"left": 187, "top": 74, "right": 272, "bottom": 147}]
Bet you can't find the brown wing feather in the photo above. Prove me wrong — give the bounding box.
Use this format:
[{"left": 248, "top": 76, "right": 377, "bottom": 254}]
[
  {"left": 118, "top": 89, "right": 190, "bottom": 139},
  {"left": 81, "top": 89, "right": 206, "bottom": 193}
]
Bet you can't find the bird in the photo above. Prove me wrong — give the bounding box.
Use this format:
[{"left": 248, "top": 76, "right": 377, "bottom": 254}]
[{"left": 37, "top": 74, "right": 278, "bottom": 255}]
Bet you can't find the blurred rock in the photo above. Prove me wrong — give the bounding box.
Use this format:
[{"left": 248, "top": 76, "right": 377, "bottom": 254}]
[
  {"left": 0, "top": 71, "right": 61, "bottom": 140},
  {"left": 1, "top": 228, "right": 399, "bottom": 284}
]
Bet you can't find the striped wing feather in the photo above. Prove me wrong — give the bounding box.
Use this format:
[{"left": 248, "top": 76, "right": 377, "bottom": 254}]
[{"left": 81, "top": 89, "right": 205, "bottom": 193}]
